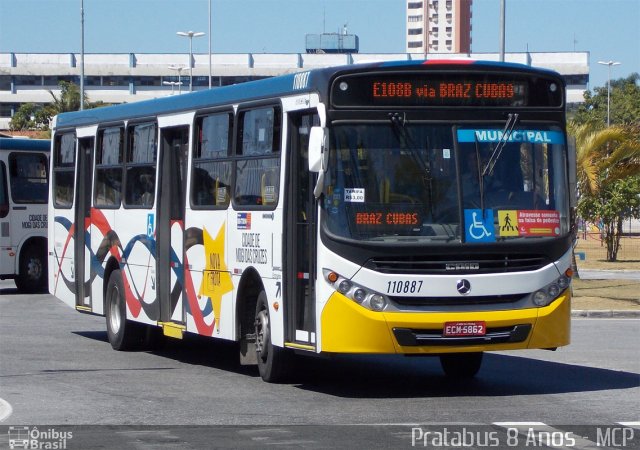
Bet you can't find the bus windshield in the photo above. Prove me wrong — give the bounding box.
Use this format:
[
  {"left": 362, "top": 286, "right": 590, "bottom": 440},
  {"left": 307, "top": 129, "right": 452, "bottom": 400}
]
[{"left": 323, "top": 123, "right": 568, "bottom": 243}]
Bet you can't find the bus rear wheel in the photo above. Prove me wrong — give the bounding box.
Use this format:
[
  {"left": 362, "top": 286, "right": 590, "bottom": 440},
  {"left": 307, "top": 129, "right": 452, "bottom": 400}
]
[
  {"left": 15, "top": 244, "right": 47, "bottom": 293},
  {"left": 440, "top": 352, "right": 483, "bottom": 379},
  {"left": 105, "top": 269, "right": 142, "bottom": 351},
  {"left": 255, "top": 291, "right": 290, "bottom": 382}
]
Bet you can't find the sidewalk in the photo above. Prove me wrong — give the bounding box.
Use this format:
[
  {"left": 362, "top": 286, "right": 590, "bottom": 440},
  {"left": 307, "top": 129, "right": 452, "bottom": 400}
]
[{"left": 578, "top": 269, "right": 640, "bottom": 281}]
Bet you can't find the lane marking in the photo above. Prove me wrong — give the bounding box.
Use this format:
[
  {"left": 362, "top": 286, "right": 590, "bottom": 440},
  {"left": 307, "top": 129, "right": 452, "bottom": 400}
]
[{"left": 619, "top": 422, "right": 640, "bottom": 428}]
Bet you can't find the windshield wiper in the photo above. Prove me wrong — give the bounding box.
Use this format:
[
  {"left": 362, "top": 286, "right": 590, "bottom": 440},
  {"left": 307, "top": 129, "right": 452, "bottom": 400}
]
[
  {"left": 388, "top": 112, "right": 434, "bottom": 219},
  {"left": 482, "top": 113, "right": 519, "bottom": 177}
]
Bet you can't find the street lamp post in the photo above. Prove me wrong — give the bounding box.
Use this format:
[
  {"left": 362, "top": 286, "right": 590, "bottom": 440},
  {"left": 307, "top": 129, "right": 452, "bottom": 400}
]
[
  {"left": 162, "top": 81, "right": 182, "bottom": 95},
  {"left": 499, "top": 0, "right": 506, "bottom": 62},
  {"left": 597, "top": 60, "right": 621, "bottom": 127},
  {"left": 177, "top": 31, "right": 205, "bottom": 92},
  {"left": 208, "top": 0, "right": 212, "bottom": 89},
  {"left": 80, "top": 0, "right": 85, "bottom": 110},
  {"left": 168, "top": 65, "right": 185, "bottom": 94}
]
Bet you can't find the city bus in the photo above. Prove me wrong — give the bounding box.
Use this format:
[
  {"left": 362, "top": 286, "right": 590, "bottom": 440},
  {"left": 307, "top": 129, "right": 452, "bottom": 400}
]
[
  {"left": 48, "top": 60, "right": 575, "bottom": 382},
  {"left": 1, "top": 137, "right": 50, "bottom": 292}
]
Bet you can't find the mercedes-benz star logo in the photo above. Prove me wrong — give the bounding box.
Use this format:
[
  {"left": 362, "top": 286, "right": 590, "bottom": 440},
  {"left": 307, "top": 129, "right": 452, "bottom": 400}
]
[{"left": 456, "top": 279, "right": 471, "bottom": 295}]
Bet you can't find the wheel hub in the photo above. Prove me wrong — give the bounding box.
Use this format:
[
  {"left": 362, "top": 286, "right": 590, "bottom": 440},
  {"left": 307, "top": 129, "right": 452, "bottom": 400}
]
[
  {"left": 255, "top": 309, "right": 270, "bottom": 361},
  {"left": 27, "top": 258, "right": 42, "bottom": 281},
  {"left": 109, "top": 287, "right": 121, "bottom": 333}
]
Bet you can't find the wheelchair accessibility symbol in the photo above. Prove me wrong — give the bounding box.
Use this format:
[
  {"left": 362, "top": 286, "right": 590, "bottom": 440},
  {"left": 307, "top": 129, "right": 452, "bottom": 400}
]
[{"left": 464, "top": 209, "right": 495, "bottom": 243}]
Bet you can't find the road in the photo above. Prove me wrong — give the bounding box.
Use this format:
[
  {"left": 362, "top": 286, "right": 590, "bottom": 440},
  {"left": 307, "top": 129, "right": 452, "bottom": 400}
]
[{"left": 1, "top": 280, "right": 639, "bottom": 448}]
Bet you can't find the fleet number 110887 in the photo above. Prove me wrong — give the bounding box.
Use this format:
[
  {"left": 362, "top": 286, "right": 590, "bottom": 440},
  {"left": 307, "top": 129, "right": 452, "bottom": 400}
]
[{"left": 387, "top": 280, "right": 423, "bottom": 294}]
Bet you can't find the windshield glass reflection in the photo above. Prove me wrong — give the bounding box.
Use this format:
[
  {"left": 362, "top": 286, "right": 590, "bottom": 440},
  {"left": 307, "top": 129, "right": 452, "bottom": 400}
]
[{"left": 322, "top": 123, "right": 568, "bottom": 243}]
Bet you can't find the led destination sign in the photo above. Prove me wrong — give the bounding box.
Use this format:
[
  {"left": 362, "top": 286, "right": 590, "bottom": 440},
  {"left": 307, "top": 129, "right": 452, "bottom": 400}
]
[
  {"left": 345, "top": 204, "right": 423, "bottom": 235},
  {"left": 331, "top": 72, "right": 563, "bottom": 108},
  {"left": 372, "top": 80, "right": 518, "bottom": 101}
]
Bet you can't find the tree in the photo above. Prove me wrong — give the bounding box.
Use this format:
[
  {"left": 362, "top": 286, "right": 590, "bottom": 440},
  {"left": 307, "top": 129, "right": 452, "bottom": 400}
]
[
  {"left": 572, "top": 73, "right": 640, "bottom": 127},
  {"left": 48, "top": 80, "right": 88, "bottom": 113},
  {"left": 569, "top": 74, "right": 640, "bottom": 262},
  {"left": 9, "top": 81, "right": 106, "bottom": 132},
  {"left": 570, "top": 123, "right": 640, "bottom": 261},
  {"left": 578, "top": 175, "right": 640, "bottom": 261},
  {"left": 10, "top": 103, "right": 38, "bottom": 130}
]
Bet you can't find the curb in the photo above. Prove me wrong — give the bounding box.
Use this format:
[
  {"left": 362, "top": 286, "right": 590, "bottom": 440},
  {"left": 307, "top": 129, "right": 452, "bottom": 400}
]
[{"left": 572, "top": 310, "right": 640, "bottom": 318}]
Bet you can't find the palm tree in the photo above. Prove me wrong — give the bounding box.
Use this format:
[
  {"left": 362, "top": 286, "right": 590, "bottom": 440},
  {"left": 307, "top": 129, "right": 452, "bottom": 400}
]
[
  {"left": 569, "top": 121, "right": 640, "bottom": 261},
  {"left": 48, "top": 81, "right": 87, "bottom": 113}
]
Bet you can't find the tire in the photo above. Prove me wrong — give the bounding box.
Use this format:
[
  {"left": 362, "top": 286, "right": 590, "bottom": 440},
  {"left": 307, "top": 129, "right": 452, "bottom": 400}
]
[
  {"left": 440, "top": 352, "right": 483, "bottom": 379},
  {"left": 255, "top": 290, "right": 291, "bottom": 382},
  {"left": 15, "top": 243, "right": 47, "bottom": 293},
  {"left": 105, "top": 269, "right": 142, "bottom": 350}
]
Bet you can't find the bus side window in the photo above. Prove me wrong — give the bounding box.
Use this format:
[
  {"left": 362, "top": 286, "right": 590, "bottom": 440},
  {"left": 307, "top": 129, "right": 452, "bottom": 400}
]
[
  {"left": 192, "top": 112, "right": 232, "bottom": 209},
  {"left": 8, "top": 153, "right": 48, "bottom": 204},
  {"left": 95, "top": 126, "right": 124, "bottom": 208},
  {"left": 124, "top": 123, "right": 156, "bottom": 209},
  {"left": 0, "top": 161, "right": 8, "bottom": 218},
  {"left": 53, "top": 133, "right": 76, "bottom": 209},
  {"left": 234, "top": 106, "right": 281, "bottom": 208}
]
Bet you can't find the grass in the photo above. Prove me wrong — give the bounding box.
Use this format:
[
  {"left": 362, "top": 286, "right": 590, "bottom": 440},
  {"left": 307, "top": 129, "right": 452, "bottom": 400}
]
[
  {"left": 571, "top": 278, "right": 640, "bottom": 310},
  {"left": 571, "top": 235, "right": 640, "bottom": 309},
  {"left": 574, "top": 235, "right": 640, "bottom": 271}
]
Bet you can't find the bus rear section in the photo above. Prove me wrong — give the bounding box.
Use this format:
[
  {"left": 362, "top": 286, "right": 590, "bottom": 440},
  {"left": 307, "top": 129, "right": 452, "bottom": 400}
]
[{"left": 0, "top": 137, "right": 50, "bottom": 292}]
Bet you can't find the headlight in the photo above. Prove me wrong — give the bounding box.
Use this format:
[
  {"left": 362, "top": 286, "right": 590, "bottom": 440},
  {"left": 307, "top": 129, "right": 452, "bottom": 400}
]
[
  {"left": 557, "top": 275, "right": 570, "bottom": 290},
  {"left": 370, "top": 294, "right": 387, "bottom": 311},
  {"left": 533, "top": 290, "right": 549, "bottom": 306},
  {"left": 323, "top": 269, "right": 389, "bottom": 312},
  {"left": 353, "top": 288, "right": 367, "bottom": 303},
  {"left": 533, "top": 271, "right": 572, "bottom": 307},
  {"left": 338, "top": 280, "right": 352, "bottom": 294}
]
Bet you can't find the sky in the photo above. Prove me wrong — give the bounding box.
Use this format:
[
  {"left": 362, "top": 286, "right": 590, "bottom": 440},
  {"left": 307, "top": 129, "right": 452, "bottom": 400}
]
[{"left": 0, "top": 0, "right": 638, "bottom": 89}]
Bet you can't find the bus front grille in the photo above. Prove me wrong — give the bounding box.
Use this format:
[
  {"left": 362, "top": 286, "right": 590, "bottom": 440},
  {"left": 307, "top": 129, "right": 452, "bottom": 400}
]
[
  {"left": 393, "top": 324, "right": 532, "bottom": 346},
  {"left": 390, "top": 293, "right": 524, "bottom": 307},
  {"left": 365, "top": 254, "right": 548, "bottom": 275}
]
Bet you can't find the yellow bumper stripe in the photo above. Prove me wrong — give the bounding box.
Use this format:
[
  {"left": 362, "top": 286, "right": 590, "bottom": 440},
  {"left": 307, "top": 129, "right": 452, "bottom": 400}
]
[{"left": 320, "top": 290, "right": 571, "bottom": 354}]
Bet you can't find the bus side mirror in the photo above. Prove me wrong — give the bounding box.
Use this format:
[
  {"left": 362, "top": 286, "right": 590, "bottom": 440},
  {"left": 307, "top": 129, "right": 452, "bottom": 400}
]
[{"left": 308, "top": 126, "right": 325, "bottom": 173}]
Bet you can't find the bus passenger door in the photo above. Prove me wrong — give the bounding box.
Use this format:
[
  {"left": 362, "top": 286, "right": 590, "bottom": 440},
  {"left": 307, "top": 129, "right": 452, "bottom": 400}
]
[
  {"left": 156, "top": 126, "right": 189, "bottom": 328},
  {"left": 74, "top": 137, "right": 93, "bottom": 308},
  {"left": 0, "top": 160, "right": 9, "bottom": 277},
  {"left": 285, "top": 112, "right": 319, "bottom": 347}
]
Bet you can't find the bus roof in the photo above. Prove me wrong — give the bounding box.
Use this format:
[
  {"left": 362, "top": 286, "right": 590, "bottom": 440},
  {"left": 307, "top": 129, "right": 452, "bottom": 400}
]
[
  {"left": 0, "top": 137, "right": 50, "bottom": 152},
  {"left": 53, "top": 59, "right": 562, "bottom": 130}
]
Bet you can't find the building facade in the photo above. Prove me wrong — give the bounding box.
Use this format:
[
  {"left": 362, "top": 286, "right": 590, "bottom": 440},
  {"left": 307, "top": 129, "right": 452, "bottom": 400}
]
[
  {"left": 0, "top": 51, "right": 588, "bottom": 130},
  {"left": 406, "top": 0, "right": 472, "bottom": 55}
]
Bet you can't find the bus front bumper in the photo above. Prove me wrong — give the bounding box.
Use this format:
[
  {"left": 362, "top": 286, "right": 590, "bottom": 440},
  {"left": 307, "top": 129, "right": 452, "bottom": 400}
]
[{"left": 320, "top": 290, "right": 570, "bottom": 354}]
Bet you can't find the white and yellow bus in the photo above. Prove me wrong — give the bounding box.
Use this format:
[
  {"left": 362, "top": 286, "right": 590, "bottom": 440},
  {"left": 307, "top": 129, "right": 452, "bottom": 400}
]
[
  {"left": 49, "top": 60, "right": 575, "bottom": 381},
  {"left": 1, "top": 137, "right": 49, "bottom": 292}
]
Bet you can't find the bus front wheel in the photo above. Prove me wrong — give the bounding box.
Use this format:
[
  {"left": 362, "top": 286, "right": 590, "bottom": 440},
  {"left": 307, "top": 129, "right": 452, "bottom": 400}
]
[
  {"left": 105, "top": 269, "right": 142, "bottom": 351},
  {"left": 255, "top": 291, "right": 290, "bottom": 382},
  {"left": 439, "top": 352, "right": 483, "bottom": 379}
]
